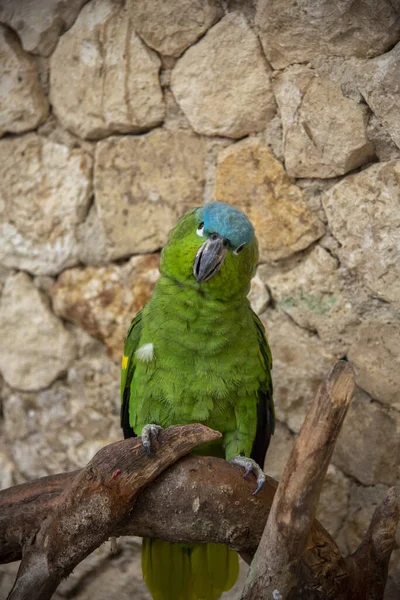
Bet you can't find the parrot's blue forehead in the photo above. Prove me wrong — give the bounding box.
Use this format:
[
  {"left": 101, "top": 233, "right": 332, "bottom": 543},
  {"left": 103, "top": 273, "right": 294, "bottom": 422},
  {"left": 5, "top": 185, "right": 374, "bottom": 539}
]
[{"left": 200, "top": 202, "right": 255, "bottom": 248}]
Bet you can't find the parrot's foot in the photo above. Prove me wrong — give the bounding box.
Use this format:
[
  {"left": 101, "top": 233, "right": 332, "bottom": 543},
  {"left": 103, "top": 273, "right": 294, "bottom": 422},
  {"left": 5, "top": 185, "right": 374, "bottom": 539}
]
[
  {"left": 141, "top": 423, "right": 163, "bottom": 456},
  {"left": 230, "top": 456, "right": 266, "bottom": 496}
]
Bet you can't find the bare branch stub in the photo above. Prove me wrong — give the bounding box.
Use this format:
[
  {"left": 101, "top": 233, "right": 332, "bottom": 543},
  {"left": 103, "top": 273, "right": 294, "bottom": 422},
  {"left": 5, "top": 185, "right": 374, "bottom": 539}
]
[
  {"left": 241, "top": 360, "right": 356, "bottom": 600},
  {"left": 5, "top": 424, "right": 221, "bottom": 600}
]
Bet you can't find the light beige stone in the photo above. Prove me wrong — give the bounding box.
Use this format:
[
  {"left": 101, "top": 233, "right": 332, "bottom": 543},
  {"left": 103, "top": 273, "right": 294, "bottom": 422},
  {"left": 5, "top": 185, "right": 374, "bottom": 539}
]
[
  {"left": 263, "top": 420, "right": 294, "bottom": 480},
  {"left": 94, "top": 130, "right": 205, "bottom": 259},
  {"left": 2, "top": 349, "right": 120, "bottom": 478},
  {"left": 316, "top": 465, "right": 351, "bottom": 539},
  {"left": 273, "top": 66, "right": 374, "bottom": 178},
  {"left": 338, "top": 483, "right": 394, "bottom": 554},
  {"left": 0, "top": 443, "right": 14, "bottom": 490},
  {"left": 129, "top": 0, "right": 223, "bottom": 57},
  {"left": 0, "top": 134, "right": 92, "bottom": 276},
  {"left": 348, "top": 322, "right": 400, "bottom": 411},
  {"left": 50, "top": 0, "right": 164, "bottom": 140},
  {"left": 356, "top": 43, "right": 400, "bottom": 150},
  {"left": 255, "top": 0, "right": 400, "bottom": 69},
  {"left": 267, "top": 245, "right": 362, "bottom": 355},
  {"left": 0, "top": 25, "right": 48, "bottom": 136},
  {"left": 0, "top": 273, "right": 76, "bottom": 391},
  {"left": 0, "top": 0, "right": 88, "bottom": 56},
  {"left": 367, "top": 114, "right": 400, "bottom": 163},
  {"left": 171, "top": 12, "right": 276, "bottom": 138},
  {"left": 248, "top": 271, "right": 270, "bottom": 315},
  {"left": 333, "top": 387, "right": 400, "bottom": 486},
  {"left": 214, "top": 138, "right": 325, "bottom": 262},
  {"left": 51, "top": 254, "right": 160, "bottom": 360},
  {"left": 261, "top": 308, "right": 336, "bottom": 433},
  {"left": 322, "top": 161, "right": 400, "bottom": 304},
  {"left": 264, "top": 407, "right": 350, "bottom": 539},
  {"left": 56, "top": 538, "right": 150, "bottom": 600}
]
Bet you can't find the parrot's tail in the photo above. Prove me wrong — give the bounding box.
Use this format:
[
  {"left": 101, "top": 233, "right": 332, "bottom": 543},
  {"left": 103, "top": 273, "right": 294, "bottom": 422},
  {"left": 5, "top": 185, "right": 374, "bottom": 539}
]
[{"left": 142, "top": 538, "right": 239, "bottom": 600}]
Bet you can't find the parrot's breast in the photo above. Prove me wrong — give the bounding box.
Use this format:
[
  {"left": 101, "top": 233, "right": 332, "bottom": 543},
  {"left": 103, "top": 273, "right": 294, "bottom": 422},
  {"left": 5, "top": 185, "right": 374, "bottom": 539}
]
[{"left": 128, "top": 277, "right": 265, "bottom": 444}]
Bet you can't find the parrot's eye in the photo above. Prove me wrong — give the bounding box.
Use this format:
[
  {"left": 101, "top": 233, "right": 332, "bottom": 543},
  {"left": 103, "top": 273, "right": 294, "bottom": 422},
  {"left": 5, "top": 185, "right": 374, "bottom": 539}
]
[
  {"left": 233, "top": 243, "right": 246, "bottom": 256},
  {"left": 196, "top": 222, "right": 205, "bottom": 237}
]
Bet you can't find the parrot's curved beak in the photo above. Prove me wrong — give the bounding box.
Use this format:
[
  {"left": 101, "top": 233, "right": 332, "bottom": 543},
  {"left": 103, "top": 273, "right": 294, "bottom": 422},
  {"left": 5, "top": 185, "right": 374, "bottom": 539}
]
[{"left": 193, "top": 234, "right": 228, "bottom": 283}]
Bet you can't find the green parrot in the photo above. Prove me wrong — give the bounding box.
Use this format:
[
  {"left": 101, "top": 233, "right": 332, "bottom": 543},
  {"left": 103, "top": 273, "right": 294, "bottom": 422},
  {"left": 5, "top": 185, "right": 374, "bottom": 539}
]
[{"left": 121, "top": 201, "right": 274, "bottom": 600}]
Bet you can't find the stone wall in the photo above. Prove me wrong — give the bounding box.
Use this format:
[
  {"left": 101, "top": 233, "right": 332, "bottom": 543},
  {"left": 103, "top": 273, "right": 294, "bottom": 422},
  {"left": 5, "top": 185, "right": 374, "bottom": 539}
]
[{"left": 0, "top": 1, "right": 400, "bottom": 598}]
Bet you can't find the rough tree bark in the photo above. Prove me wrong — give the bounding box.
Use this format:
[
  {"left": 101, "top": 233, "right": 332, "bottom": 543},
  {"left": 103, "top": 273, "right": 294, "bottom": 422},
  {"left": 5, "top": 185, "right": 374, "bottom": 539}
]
[
  {"left": 0, "top": 362, "right": 398, "bottom": 600},
  {"left": 241, "top": 360, "right": 356, "bottom": 599}
]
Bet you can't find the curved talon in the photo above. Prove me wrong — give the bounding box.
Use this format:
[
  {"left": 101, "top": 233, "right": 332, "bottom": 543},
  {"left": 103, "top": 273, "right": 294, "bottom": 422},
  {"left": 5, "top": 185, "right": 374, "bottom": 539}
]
[
  {"left": 141, "top": 424, "right": 163, "bottom": 456},
  {"left": 230, "top": 455, "right": 266, "bottom": 496}
]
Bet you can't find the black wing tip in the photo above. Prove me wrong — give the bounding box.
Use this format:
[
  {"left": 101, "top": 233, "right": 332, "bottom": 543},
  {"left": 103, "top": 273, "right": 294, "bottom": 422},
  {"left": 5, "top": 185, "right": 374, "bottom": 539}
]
[{"left": 122, "top": 425, "right": 136, "bottom": 439}]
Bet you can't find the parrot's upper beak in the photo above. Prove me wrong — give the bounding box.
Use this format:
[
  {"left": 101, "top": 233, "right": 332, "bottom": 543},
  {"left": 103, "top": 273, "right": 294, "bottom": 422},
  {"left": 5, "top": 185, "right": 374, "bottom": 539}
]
[{"left": 193, "top": 234, "right": 228, "bottom": 283}]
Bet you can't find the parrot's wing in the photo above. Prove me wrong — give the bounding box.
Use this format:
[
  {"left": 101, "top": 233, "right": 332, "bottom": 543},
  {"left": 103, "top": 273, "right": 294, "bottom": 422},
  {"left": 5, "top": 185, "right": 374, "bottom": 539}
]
[
  {"left": 250, "top": 310, "right": 275, "bottom": 468},
  {"left": 120, "top": 310, "right": 143, "bottom": 439}
]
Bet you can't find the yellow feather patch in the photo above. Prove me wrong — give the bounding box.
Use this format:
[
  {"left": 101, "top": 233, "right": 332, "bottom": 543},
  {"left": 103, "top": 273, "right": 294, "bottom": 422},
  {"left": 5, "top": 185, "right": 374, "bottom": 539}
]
[{"left": 121, "top": 355, "right": 128, "bottom": 369}]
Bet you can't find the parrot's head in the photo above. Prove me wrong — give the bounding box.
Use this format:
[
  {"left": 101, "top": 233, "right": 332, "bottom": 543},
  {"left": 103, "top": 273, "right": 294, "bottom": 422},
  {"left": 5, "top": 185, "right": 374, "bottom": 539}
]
[{"left": 160, "top": 202, "right": 258, "bottom": 299}]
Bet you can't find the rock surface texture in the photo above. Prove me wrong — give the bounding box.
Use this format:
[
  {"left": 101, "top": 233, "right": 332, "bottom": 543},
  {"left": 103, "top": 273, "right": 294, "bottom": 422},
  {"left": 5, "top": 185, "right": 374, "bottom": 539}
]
[
  {"left": 214, "top": 139, "right": 324, "bottom": 261},
  {"left": 255, "top": 0, "right": 400, "bottom": 69},
  {"left": 94, "top": 129, "right": 205, "bottom": 258},
  {"left": 0, "top": 1, "right": 399, "bottom": 599},
  {"left": 273, "top": 65, "right": 374, "bottom": 178},
  {"left": 0, "top": 0, "right": 88, "bottom": 56},
  {"left": 129, "top": 0, "right": 224, "bottom": 57},
  {"left": 50, "top": 0, "right": 165, "bottom": 139},
  {"left": 0, "top": 134, "right": 93, "bottom": 275},
  {"left": 171, "top": 13, "right": 276, "bottom": 138},
  {"left": 0, "top": 24, "right": 48, "bottom": 136}
]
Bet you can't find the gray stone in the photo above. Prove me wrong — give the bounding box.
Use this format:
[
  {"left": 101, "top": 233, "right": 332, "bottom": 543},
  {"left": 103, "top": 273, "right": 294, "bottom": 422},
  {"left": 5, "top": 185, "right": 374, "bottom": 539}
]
[
  {"left": 316, "top": 465, "right": 350, "bottom": 539},
  {"left": 337, "top": 482, "right": 394, "bottom": 554},
  {"left": 260, "top": 307, "right": 336, "bottom": 433},
  {"left": 357, "top": 43, "right": 400, "bottom": 150},
  {"left": 129, "top": 0, "right": 223, "bottom": 57},
  {"left": 264, "top": 418, "right": 350, "bottom": 539},
  {"left": 322, "top": 161, "right": 400, "bottom": 305},
  {"left": 56, "top": 538, "right": 150, "bottom": 600},
  {"left": 0, "top": 134, "right": 92, "bottom": 276},
  {"left": 0, "top": 24, "right": 48, "bottom": 137},
  {"left": 273, "top": 65, "right": 374, "bottom": 178},
  {"left": 0, "top": 273, "right": 76, "bottom": 392},
  {"left": 263, "top": 420, "right": 294, "bottom": 480},
  {"left": 50, "top": 0, "right": 165, "bottom": 140},
  {"left": 214, "top": 138, "right": 325, "bottom": 262},
  {"left": 0, "top": 0, "right": 88, "bottom": 56},
  {"left": 255, "top": 0, "right": 400, "bottom": 69},
  {"left": 333, "top": 387, "right": 400, "bottom": 486},
  {"left": 171, "top": 13, "right": 276, "bottom": 138},
  {"left": 267, "top": 245, "right": 362, "bottom": 356},
  {"left": 0, "top": 443, "right": 14, "bottom": 490},
  {"left": 94, "top": 130, "right": 205, "bottom": 259},
  {"left": 367, "top": 114, "right": 400, "bottom": 162},
  {"left": 2, "top": 348, "right": 120, "bottom": 477},
  {"left": 248, "top": 271, "right": 270, "bottom": 315},
  {"left": 348, "top": 322, "right": 400, "bottom": 411}
]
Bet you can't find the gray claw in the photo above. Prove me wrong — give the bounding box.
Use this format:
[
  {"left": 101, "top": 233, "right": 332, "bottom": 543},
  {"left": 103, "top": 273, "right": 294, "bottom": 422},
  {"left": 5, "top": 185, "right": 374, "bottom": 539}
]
[
  {"left": 230, "top": 456, "right": 266, "bottom": 496},
  {"left": 141, "top": 424, "right": 163, "bottom": 456}
]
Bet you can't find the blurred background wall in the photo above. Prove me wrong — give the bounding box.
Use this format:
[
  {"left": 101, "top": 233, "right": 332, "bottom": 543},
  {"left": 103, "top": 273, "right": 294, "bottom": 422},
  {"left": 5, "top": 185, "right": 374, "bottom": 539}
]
[{"left": 0, "top": 1, "right": 399, "bottom": 598}]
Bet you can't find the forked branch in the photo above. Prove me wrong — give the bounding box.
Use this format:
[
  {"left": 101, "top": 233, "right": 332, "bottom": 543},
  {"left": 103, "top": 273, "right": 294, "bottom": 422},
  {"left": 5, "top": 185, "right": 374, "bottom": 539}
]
[{"left": 0, "top": 362, "right": 398, "bottom": 600}]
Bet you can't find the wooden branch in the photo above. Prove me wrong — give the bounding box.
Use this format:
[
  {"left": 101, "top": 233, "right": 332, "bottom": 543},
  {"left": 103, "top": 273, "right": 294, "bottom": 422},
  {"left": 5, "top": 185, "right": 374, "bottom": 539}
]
[
  {"left": 1, "top": 363, "right": 398, "bottom": 600},
  {"left": 346, "top": 487, "right": 400, "bottom": 600},
  {"left": 241, "top": 361, "right": 356, "bottom": 600},
  {"left": 3, "top": 424, "right": 221, "bottom": 600}
]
